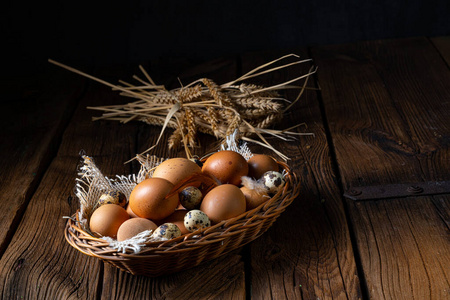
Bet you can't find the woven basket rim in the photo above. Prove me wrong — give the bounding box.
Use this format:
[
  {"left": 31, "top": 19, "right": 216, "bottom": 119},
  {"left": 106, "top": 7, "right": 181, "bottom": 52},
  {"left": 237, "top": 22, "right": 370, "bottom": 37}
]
[{"left": 64, "top": 159, "right": 300, "bottom": 272}]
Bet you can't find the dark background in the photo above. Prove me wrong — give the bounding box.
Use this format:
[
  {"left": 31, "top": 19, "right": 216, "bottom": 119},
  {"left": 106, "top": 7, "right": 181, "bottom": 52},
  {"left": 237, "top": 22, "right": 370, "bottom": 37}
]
[{"left": 3, "top": 0, "right": 450, "bottom": 76}]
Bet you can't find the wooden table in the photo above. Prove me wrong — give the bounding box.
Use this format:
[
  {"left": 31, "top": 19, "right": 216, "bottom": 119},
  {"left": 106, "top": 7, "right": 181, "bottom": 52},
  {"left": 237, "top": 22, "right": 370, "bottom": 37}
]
[{"left": 1, "top": 36, "right": 449, "bottom": 299}]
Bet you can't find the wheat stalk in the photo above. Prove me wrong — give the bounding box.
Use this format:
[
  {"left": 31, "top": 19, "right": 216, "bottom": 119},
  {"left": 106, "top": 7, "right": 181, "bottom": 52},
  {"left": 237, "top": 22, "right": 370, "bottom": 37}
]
[{"left": 48, "top": 55, "right": 316, "bottom": 160}]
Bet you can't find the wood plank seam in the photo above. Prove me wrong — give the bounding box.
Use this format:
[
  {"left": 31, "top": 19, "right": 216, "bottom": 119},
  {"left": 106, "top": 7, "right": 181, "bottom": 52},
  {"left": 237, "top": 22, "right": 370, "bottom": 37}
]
[
  {"left": 307, "top": 46, "right": 371, "bottom": 300},
  {"left": 0, "top": 79, "right": 87, "bottom": 261}
]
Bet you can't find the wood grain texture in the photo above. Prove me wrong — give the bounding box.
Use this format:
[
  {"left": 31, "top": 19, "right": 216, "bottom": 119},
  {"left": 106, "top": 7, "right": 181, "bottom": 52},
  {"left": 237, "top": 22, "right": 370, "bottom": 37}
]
[
  {"left": 311, "top": 37, "right": 450, "bottom": 191},
  {"left": 2, "top": 38, "right": 449, "bottom": 299},
  {"left": 0, "top": 67, "right": 138, "bottom": 299},
  {"left": 312, "top": 37, "right": 450, "bottom": 299},
  {"left": 101, "top": 251, "right": 245, "bottom": 300},
  {"left": 0, "top": 68, "right": 84, "bottom": 257},
  {"left": 347, "top": 195, "right": 450, "bottom": 299},
  {"left": 241, "top": 51, "right": 362, "bottom": 299}
]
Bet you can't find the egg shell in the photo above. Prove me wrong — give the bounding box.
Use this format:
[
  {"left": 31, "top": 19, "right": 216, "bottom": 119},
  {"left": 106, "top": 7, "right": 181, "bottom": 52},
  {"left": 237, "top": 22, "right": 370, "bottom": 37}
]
[
  {"left": 152, "top": 157, "right": 202, "bottom": 186},
  {"left": 126, "top": 204, "right": 139, "bottom": 218},
  {"left": 159, "top": 210, "right": 189, "bottom": 235},
  {"left": 89, "top": 204, "right": 129, "bottom": 238},
  {"left": 241, "top": 186, "right": 270, "bottom": 210},
  {"left": 200, "top": 184, "right": 246, "bottom": 223},
  {"left": 247, "top": 154, "right": 279, "bottom": 180},
  {"left": 98, "top": 190, "right": 127, "bottom": 207},
  {"left": 202, "top": 150, "right": 248, "bottom": 186},
  {"left": 129, "top": 178, "right": 179, "bottom": 220},
  {"left": 152, "top": 223, "right": 182, "bottom": 240},
  {"left": 179, "top": 186, "right": 203, "bottom": 210},
  {"left": 117, "top": 217, "right": 158, "bottom": 241},
  {"left": 184, "top": 209, "right": 211, "bottom": 232},
  {"left": 260, "top": 171, "right": 285, "bottom": 194}
]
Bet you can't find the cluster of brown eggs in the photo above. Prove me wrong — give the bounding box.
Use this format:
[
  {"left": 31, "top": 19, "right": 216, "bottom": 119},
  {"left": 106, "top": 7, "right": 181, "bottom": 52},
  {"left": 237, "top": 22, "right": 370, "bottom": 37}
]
[{"left": 88, "top": 151, "right": 285, "bottom": 242}]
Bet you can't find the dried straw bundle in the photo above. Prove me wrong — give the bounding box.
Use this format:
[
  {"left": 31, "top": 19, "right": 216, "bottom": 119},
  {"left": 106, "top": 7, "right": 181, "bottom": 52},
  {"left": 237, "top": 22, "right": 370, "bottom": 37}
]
[{"left": 49, "top": 54, "right": 316, "bottom": 161}]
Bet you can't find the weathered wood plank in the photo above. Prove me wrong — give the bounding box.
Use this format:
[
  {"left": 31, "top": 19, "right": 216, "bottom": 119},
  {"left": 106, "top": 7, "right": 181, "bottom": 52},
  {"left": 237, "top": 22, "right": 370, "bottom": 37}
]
[
  {"left": 241, "top": 51, "right": 362, "bottom": 299},
  {"left": 0, "top": 66, "right": 139, "bottom": 299},
  {"left": 431, "top": 36, "right": 450, "bottom": 67},
  {"left": 98, "top": 57, "right": 247, "bottom": 300},
  {"left": 101, "top": 250, "right": 245, "bottom": 300},
  {"left": 347, "top": 195, "right": 450, "bottom": 299},
  {"left": 0, "top": 68, "right": 84, "bottom": 257},
  {"left": 312, "top": 38, "right": 450, "bottom": 299},
  {"left": 311, "top": 37, "right": 450, "bottom": 194}
]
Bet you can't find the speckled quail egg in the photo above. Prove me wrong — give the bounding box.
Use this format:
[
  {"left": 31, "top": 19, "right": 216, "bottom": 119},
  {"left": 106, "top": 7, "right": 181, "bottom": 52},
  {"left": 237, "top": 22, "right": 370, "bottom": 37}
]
[
  {"left": 179, "top": 186, "right": 203, "bottom": 210},
  {"left": 259, "top": 171, "right": 285, "bottom": 194},
  {"left": 151, "top": 223, "right": 181, "bottom": 241},
  {"left": 98, "top": 190, "right": 127, "bottom": 207},
  {"left": 184, "top": 209, "right": 211, "bottom": 232}
]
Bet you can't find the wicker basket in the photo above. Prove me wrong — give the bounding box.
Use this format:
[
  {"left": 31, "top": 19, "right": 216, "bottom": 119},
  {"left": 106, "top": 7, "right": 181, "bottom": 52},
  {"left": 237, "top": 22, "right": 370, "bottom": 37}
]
[{"left": 64, "top": 160, "right": 300, "bottom": 277}]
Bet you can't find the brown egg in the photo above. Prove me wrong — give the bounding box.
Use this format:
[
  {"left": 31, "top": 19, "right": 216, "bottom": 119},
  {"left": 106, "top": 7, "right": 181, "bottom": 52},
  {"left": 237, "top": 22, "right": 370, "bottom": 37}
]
[
  {"left": 117, "top": 218, "right": 158, "bottom": 241},
  {"left": 126, "top": 204, "right": 139, "bottom": 218},
  {"left": 152, "top": 157, "right": 202, "bottom": 186},
  {"left": 129, "top": 178, "right": 179, "bottom": 220},
  {"left": 241, "top": 186, "right": 270, "bottom": 210},
  {"left": 247, "top": 154, "right": 279, "bottom": 180},
  {"left": 200, "top": 184, "right": 246, "bottom": 223},
  {"left": 202, "top": 150, "right": 248, "bottom": 186},
  {"left": 89, "top": 204, "right": 129, "bottom": 238},
  {"left": 159, "top": 210, "right": 189, "bottom": 235}
]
